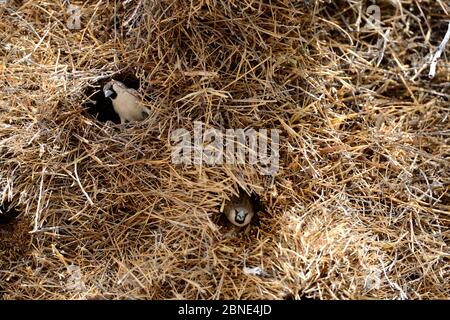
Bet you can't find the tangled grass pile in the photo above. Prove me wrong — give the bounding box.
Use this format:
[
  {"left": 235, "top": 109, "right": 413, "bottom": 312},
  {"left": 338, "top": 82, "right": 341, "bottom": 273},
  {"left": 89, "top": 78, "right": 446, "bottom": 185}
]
[{"left": 0, "top": 0, "right": 449, "bottom": 299}]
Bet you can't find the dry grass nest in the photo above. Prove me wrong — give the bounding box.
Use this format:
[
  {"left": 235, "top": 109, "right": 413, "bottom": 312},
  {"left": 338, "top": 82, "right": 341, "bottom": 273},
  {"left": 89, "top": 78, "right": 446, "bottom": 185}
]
[{"left": 0, "top": 0, "right": 449, "bottom": 299}]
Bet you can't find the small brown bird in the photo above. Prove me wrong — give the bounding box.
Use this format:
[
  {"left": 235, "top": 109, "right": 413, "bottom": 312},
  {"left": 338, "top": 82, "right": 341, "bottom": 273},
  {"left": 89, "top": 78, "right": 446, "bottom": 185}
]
[
  {"left": 103, "top": 80, "right": 151, "bottom": 124},
  {"left": 223, "top": 192, "right": 255, "bottom": 227}
]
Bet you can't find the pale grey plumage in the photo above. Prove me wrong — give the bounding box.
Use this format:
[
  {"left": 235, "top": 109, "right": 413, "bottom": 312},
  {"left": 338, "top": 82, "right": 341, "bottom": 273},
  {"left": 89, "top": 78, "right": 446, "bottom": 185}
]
[{"left": 103, "top": 80, "right": 151, "bottom": 124}]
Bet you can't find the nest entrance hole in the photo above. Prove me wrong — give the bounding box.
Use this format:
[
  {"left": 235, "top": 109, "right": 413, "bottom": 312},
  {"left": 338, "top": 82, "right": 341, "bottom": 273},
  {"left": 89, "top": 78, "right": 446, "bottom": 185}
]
[{"left": 0, "top": 200, "right": 19, "bottom": 226}]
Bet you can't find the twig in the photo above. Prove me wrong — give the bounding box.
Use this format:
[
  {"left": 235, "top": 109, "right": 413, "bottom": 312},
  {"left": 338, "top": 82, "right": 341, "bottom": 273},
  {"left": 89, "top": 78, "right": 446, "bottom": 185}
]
[
  {"left": 30, "top": 167, "right": 46, "bottom": 233},
  {"left": 429, "top": 21, "right": 450, "bottom": 78}
]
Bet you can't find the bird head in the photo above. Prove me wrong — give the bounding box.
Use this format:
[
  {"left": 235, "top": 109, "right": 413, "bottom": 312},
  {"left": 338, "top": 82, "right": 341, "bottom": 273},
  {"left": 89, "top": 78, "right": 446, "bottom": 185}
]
[
  {"left": 232, "top": 207, "right": 251, "bottom": 226},
  {"left": 103, "top": 80, "right": 118, "bottom": 99}
]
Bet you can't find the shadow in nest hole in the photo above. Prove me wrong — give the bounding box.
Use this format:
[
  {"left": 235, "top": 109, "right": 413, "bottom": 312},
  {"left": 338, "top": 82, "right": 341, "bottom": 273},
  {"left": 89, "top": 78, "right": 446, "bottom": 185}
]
[
  {"left": 214, "top": 189, "right": 265, "bottom": 228},
  {"left": 0, "top": 200, "right": 19, "bottom": 226},
  {"left": 82, "top": 71, "right": 141, "bottom": 124}
]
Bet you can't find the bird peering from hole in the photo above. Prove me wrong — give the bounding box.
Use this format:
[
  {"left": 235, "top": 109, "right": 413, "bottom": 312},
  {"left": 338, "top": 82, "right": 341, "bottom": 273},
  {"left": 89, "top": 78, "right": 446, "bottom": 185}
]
[
  {"left": 103, "top": 80, "right": 151, "bottom": 124},
  {"left": 223, "top": 192, "right": 255, "bottom": 227}
]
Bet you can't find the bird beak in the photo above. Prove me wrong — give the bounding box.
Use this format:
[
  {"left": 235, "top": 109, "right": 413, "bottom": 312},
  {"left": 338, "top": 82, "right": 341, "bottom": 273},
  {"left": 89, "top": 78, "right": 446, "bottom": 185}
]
[
  {"left": 235, "top": 210, "right": 247, "bottom": 223},
  {"left": 104, "top": 89, "right": 114, "bottom": 98}
]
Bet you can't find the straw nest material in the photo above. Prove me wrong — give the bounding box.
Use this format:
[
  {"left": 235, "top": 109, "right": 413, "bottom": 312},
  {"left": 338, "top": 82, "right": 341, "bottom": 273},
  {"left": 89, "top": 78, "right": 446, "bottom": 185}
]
[{"left": 0, "top": 0, "right": 449, "bottom": 299}]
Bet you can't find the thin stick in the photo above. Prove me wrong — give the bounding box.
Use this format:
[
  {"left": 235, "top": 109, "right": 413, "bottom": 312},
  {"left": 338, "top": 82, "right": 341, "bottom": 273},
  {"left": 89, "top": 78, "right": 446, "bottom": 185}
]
[
  {"left": 429, "top": 21, "right": 450, "bottom": 78},
  {"left": 30, "top": 167, "right": 45, "bottom": 233}
]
